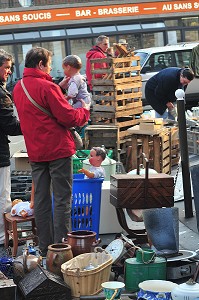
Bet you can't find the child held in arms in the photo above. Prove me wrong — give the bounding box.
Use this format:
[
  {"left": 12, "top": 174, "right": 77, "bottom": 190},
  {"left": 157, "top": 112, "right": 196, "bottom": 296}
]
[
  {"left": 59, "top": 55, "right": 91, "bottom": 109},
  {"left": 78, "top": 147, "right": 106, "bottom": 178}
]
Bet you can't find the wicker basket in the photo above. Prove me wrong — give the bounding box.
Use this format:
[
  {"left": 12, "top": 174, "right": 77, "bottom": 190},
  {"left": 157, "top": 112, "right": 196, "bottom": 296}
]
[{"left": 61, "top": 252, "right": 113, "bottom": 297}]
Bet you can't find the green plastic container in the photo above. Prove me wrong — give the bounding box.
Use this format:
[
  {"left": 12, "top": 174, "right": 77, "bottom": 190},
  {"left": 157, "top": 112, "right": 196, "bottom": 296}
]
[
  {"left": 125, "top": 257, "right": 166, "bottom": 292},
  {"left": 73, "top": 149, "right": 113, "bottom": 174}
]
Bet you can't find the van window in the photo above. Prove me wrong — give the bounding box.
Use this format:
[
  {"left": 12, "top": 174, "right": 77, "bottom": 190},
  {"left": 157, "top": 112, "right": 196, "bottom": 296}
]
[
  {"left": 136, "top": 49, "right": 192, "bottom": 74},
  {"left": 139, "top": 52, "right": 174, "bottom": 73},
  {"left": 134, "top": 51, "right": 148, "bottom": 66},
  {"left": 174, "top": 50, "right": 191, "bottom": 68}
]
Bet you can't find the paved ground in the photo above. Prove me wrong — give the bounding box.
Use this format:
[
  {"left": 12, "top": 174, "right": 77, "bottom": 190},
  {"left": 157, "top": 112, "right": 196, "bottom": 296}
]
[{"left": 2, "top": 153, "right": 199, "bottom": 299}]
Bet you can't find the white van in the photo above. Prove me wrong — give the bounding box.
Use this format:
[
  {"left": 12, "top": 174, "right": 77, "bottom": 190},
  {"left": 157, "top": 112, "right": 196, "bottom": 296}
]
[{"left": 134, "top": 42, "right": 199, "bottom": 108}]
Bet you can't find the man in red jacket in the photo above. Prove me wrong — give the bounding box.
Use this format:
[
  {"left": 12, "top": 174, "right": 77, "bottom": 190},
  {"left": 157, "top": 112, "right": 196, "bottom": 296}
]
[
  {"left": 86, "top": 35, "right": 109, "bottom": 92},
  {"left": 13, "top": 47, "right": 90, "bottom": 257}
]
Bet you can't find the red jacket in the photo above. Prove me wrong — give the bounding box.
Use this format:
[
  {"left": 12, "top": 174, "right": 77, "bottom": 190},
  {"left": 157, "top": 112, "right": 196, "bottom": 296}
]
[
  {"left": 13, "top": 68, "right": 90, "bottom": 162},
  {"left": 86, "top": 46, "right": 107, "bottom": 90}
]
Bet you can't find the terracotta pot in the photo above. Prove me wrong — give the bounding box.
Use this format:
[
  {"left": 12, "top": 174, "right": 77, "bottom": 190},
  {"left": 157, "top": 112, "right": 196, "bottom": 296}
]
[
  {"left": 63, "top": 230, "right": 101, "bottom": 257},
  {"left": 46, "top": 243, "right": 73, "bottom": 277}
]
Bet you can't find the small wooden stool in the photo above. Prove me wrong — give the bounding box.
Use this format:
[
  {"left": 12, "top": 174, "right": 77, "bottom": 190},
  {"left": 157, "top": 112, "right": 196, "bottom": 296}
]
[{"left": 4, "top": 213, "right": 37, "bottom": 257}]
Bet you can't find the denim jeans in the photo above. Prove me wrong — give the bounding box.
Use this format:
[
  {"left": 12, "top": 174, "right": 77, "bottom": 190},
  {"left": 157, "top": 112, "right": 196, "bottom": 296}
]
[{"left": 155, "top": 109, "right": 175, "bottom": 120}]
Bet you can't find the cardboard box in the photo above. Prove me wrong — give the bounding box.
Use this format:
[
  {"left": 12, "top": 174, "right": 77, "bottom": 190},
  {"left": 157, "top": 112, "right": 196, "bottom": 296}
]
[{"left": 13, "top": 151, "right": 31, "bottom": 171}]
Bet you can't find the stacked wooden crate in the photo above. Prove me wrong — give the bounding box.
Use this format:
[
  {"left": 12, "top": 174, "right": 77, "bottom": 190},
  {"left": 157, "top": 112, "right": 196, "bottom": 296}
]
[
  {"left": 86, "top": 45, "right": 143, "bottom": 157},
  {"left": 169, "top": 126, "right": 180, "bottom": 167},
  {"left": 126, "top": 125, "right": 171, "bottom": 174}
]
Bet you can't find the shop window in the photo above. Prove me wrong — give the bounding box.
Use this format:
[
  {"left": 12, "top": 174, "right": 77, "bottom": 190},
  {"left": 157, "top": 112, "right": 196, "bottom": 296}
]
[
  {"left": 16, "top": 43, "right": 39, "bottom": 79},
  {"left": 67, "top": 28, "right": 91, "bottom": 35},
  {"left": 40, "top": 29, "right": 66, "bottom": 37},
  {"left": 0, "top": 34, "right": 13, "bottom": 41},
  {"left": 117, "top": 24, "right": 141, "bottom": 31},
  {"left": 185, "top": 30, "right": 199, "bottom": 42},
  {"left": 118, "top": 34, "right": 141, "bottom": 50},
  {"left": 70, "top": 38, "right": 93, "bottom": 74},
  {"left": 14, "top": 32, "right": 40, "bottom": 40},
  {"left": 41, "top": 41, "right": 66, "bottom": 79},
  {"left": 142, "top": 22, "right": 165, "bottom": 29},
  {"left": 165, "top": 19, "right": 179, "bottom": 27},
  {"left": 167, "top": 30, "right": 181, "bottom": 44},
  {"left": 182, "top": 17, "right": 199, "bottom": 27},
  {"left": 92, "top": 26, "right": 116, "bottom": 33},
  {"left": 142, "top": 32, "right": 164, "bottom": 48}
]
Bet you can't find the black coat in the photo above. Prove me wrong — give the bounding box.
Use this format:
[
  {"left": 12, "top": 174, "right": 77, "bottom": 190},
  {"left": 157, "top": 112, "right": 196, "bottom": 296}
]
[
  {"left": 0, "top": 81, "right": 22, "bottom": 168},
  {"left": 145, "top": 67, "right": 185, "bottom": 115}
]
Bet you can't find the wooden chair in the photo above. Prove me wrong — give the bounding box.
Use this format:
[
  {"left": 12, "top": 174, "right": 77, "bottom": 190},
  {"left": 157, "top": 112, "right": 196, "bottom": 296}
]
[{"left": 4, "top": 213, "right": 37, "bottom": 257}]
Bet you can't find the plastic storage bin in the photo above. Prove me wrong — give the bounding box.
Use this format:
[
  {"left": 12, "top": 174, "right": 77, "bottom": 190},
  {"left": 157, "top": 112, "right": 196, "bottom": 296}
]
[
  {"left": 72, "top": 149, "right": 113, "bottom": 174},
  {"left": 72, "top": 174, "right": 103, "bottom": 237}
]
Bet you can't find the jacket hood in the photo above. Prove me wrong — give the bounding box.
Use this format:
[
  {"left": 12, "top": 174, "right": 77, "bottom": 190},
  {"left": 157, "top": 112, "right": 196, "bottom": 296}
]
[
  {"left": 23, "top": 68, "right": 53, "bottom": 82},
  {"left": 86, "top": 46, "right": 105, "bottom": 59}
]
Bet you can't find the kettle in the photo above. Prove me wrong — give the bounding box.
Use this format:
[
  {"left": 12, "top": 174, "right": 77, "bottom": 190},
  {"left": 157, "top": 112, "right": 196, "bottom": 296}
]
[
  {"left": 14, "top": 248, "right": 41, "bottom": 274},
  {"left": 171, "top": 279, "right": 199, "bottom": 300}
]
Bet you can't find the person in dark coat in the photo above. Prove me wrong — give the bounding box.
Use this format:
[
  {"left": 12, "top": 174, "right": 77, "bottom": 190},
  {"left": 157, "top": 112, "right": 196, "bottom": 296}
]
[
  {"left": 0, "top": 49, "right": 22, "bottom": 246},
  {"left": 145, "top": 67, "right": 194, "bottom": 119}
]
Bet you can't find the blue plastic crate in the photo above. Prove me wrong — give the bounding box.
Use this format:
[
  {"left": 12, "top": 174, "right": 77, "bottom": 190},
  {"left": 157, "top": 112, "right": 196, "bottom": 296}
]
[{"left": 72, "top": 174, "right": 103, "bottom": 237}]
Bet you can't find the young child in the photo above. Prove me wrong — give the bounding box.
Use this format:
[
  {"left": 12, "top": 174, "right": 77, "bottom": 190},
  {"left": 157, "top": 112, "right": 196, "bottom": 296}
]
[
  {"left": 78, "top": 147, "right": 106, "bottom": 179},
  {"left": 59, "top": 55, "right": 91, "bottom": 108}
]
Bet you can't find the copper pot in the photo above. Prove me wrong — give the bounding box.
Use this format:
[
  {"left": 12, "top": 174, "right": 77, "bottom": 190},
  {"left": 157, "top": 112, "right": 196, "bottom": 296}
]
[{"left": 63, "top": 230, "right": 101, "bottom": 257}]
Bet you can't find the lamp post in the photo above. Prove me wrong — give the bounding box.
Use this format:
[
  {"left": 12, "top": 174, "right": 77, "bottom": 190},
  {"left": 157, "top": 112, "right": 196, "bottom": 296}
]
[{"left": 175, "top": 89, "right": 193, "bottom": 218}]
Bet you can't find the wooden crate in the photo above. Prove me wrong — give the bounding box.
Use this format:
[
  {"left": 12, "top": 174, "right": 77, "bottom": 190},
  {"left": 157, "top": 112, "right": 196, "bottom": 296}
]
[
  {"left": 170, "top": 127, "right": 180, "bottom": 166},
  {"left": 92, "top": 76, "right": 142, "bottom": 111},
  {"left": 90, "top": 111, "right": 142, "bottom": 127},
  {"left": 126, "top": 127, "right": 171, "bottom": 174},
  {"left": 110, "top": 174, "right": 174, "bottom": 209},
  {"left": 91, "top": 56, "right": 141, "bottom": 86},
  {"left": 84, "top": 125, "right": 131, "bottom": 159}
]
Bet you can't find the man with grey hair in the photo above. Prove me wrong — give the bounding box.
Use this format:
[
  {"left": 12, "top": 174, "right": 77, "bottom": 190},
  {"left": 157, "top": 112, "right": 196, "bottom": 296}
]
[
  {"left": 86, "top": 35, "right": 109, "bottom": 92},
  {"left": 0, "top": 49, "right": 22, "bottom": 247}
]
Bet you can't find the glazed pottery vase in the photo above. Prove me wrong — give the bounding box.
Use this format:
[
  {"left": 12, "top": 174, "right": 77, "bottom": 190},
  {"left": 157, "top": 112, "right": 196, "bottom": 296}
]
[
  {"left": 64, "top": 230, "right": 101, "bottom": 257},
  {"left": 46, "top": 243, "right": 73, "bottom": 277}
]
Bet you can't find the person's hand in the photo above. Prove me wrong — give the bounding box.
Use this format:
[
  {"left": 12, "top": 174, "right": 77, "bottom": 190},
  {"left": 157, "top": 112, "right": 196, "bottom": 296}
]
[
  {"left": 59, "top": 76, "right": 70, "bottom": 90},
  {"left": 166, "top": 102, "right": 174, "bottom": 109},
  {"left": 78, "top": 99, "right": 91, "bottom": 111},
  {"left": 78, "top": 168, "right": 84, "bottom": 173}
]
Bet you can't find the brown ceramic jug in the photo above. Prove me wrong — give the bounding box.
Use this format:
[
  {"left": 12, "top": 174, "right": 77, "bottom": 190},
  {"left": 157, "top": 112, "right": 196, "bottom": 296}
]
[
  {"left": 63, "top": 230, "right": 101, "bottom": 257},
  {"left": 46, "top": 243, "right": 73, "bottom": 277}
]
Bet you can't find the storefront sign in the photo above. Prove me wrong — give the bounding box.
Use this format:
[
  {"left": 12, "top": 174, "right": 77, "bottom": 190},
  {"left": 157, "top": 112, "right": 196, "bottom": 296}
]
[{"left": 0, "top": 0, "right": 199, "bottom": 26}]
